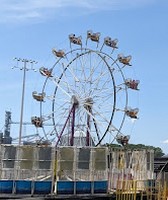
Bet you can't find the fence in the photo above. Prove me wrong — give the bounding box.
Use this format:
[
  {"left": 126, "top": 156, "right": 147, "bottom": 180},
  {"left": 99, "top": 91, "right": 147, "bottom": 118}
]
[
  {"left": 108, "top": 148, "right": 154, "bottom": 192},
  {"left": 0, "top": 145, "right": 54, "bottom": 194},
  {"left": 0, "top": 145, "right": 108, "bottom": 195},
  {"left": 55, "top": 147, "right": 108, "bottom": 194},
  {"left": 115, "top": 180, "right": 168, "bottom": 200},
  {"left": 0, "top": 144, "right": 166, "bottom": 198}
]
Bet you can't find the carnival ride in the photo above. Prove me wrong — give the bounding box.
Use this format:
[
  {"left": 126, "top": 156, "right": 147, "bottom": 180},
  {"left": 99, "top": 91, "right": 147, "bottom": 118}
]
[{"left": 31, "top": 30, "right": 140, "bottom": 147}]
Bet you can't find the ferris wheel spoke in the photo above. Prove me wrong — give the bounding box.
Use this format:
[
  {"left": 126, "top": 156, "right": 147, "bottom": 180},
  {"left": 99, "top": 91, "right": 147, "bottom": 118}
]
[
  {"left": 91, "top": 107, "right": 121, "bottom": 134},
  {"left": 92, "top": 88, "right": 114, "bottom": 100},
  {"left": 92, "top": 81, "right": 113, "bottom": 98},
  {"left": 86, "top": 62, "right": 102, "bottom": 85},
  {"left": 86, "top": 53, "right": 105, "bottom": 83},
  {"left": 57, "top": 66, "right": 75, "bottom": 92},
  {"left": 94, "top": 109, "right": 120, "bottom": 133},
  {"left": 58, "top": 76, "right": 77, "bottom": 96},
  {"left": 61, "top": 69, "right": 88, "bottom": 98},
  {"left": 91, "top": 83, "right": 114, "bottom": 102},
  {"left": 91, "top": 70, "right": 111, "bottom": 91},
  {"left": 65, "top": 51, "right": 91, "bottom": 82},
  {"left": 54, "top": 100, "right": 70, "bottom": 114},
  {"left": 49, "top": 77, "right": 71, "bottom": 98},
  {"left": 81, "top": 106, "right": 108, "bottom": 138},
  {"left": 93, "top": 106, "right": 112, "bottom": 123},
  {"left": 54, "top": 107, "right": 70, "bottom": 120},
  {"left": 77, "top": 52, "right": 88, "bottom": 82},
  {"left": 100, "top": 91, "right": 114, "bottom": 101},
  {"left": 62, "top": 62, "right": 80, "bottom": 83}
]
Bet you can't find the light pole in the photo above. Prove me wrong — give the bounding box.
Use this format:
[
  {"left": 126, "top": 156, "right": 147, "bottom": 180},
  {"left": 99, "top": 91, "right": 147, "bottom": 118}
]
[{"left": 12, "top": 58, "right": 37, "bottom": 145}]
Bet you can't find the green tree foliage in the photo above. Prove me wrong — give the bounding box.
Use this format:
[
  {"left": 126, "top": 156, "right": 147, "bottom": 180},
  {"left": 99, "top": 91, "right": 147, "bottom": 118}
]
[{"left": 103, "top": 143, "right": 164, "bottom": 158}]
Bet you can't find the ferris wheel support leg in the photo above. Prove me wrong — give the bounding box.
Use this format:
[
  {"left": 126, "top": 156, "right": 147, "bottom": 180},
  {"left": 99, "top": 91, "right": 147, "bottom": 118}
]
[
  {"left": 70, "top": 104, "right": 76, "bottom": 146},
  {"left": 55, "top": 105, "right": 74, "bottom": 147},
  {"left": 86, "top": 108, "right": 91, "bottom": 146}
]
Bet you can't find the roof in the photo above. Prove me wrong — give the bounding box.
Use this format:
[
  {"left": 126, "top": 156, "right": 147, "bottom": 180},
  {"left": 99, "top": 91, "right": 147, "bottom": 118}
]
[
  {"left": 154, "top": 156, "right": 168, "bottom": 172},
  {"left": 161, "top": 154, "right": 168, "bottom": 158}
]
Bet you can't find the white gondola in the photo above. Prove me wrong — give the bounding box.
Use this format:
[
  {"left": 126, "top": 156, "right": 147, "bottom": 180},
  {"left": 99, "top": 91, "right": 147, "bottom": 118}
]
[
  {"left": 39, "top": 67, "right": 53, "bottom": 77},
  {"left": 125, "top": 107, "right": 139, "bottom": 119},
  {"left": 32, "top": 91, "right": 45, "bottom": 102},
  {"left": 69, "top": 34, "right": 82, "bottom": 46},
  {"left": 52, "top": 48, "right": 65, "bottom": 58},
  {"left": 118, "top": 54, "right": 132, "bottom": 66},
  {"left": 125, "top": 79, "right": 140, "bottom": 90},
  {"left": 104, "top": 37, "right": 118, "bottom": 49}
]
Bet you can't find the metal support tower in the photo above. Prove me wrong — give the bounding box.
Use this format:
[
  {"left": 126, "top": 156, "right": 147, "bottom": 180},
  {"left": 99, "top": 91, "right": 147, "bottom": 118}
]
[
  {"left": 4, "top": 110, "right": 11, "bottom": 137},
  {"left": 12, "top": 58, "right": 37, "bottom": 145}
]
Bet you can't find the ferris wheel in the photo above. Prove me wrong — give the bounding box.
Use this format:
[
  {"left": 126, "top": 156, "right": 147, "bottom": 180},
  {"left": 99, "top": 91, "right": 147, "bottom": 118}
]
[{"left": 32, "top": 30, "right": 139, "bottom": 147}]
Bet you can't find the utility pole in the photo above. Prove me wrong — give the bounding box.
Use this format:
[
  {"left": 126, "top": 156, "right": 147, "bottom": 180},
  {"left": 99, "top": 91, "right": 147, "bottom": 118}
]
[{"left": 12, "top": 58, "right": 37, "bottom": 145}]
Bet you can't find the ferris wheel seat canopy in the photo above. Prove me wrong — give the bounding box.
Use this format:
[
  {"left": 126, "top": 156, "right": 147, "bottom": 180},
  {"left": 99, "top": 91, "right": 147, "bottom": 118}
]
[
  {"left": 116, "top": 135, "right": 130, "bottom": 146},
  {"left": 117, "top": 134, "right": 130, "bottom": 140},
  {"left": 52, "top": 48, "right": 65, "bottom": 58},
  {"left": 69, "top": 34, "right": 82, "bottom": 45},
  {"left": 87, "top": 30, "right": 100, "bottom": 42},
  {"left": 125, "top": 108, "right": 139, "bottom": 118},
  {"left": 39, "top": 67, "right": 53, "bottom": 77},
  {"left": 104, "top": 37, "right": 118, "bottom": 48},
  {"left": 31, "top": 116, "right": 43, "bottom": 127},
  {"left": 118, "top": 54, "right": 132, "bottom": 66},
  {"left": 125, "top": 79, "right": 140, "bottom": 90},
  {"left": 32, "top": 91, "right": 45, "bottom": 101}
]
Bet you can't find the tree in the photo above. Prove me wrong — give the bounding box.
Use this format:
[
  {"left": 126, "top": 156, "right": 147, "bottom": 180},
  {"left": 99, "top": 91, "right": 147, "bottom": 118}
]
[{"left": 103, "top": 143, "right": 164, "bottom": 158}]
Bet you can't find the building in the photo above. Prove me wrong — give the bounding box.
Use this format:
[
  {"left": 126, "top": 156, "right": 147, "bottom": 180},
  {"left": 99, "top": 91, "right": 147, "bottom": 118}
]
[{"left": 154, "top": 154, "right": 168, "bottom": 184}]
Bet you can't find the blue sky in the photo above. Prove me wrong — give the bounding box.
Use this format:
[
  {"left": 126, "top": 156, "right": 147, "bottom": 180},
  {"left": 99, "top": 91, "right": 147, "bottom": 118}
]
[{"left": 0, "top": 0, "right": 168, "bottom": 153}]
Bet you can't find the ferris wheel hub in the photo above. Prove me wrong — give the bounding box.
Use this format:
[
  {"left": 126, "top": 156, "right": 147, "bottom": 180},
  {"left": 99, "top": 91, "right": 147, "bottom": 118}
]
[
  {"left": 84, "top": 97, "right": 93, "bottom": 109},
  {"left": 71, "top": 95, "right": 79, "bottom": 106}
]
